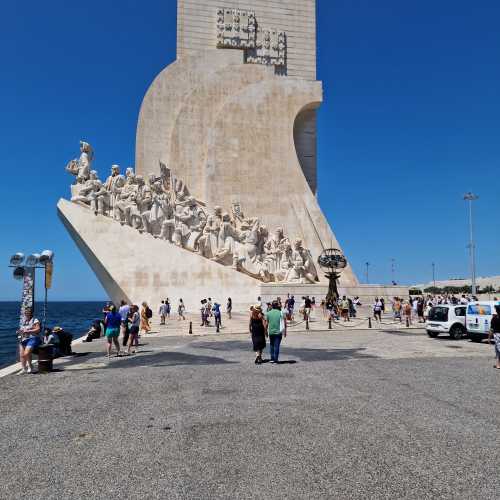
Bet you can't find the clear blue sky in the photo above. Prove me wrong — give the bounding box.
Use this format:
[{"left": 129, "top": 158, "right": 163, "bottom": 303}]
[{"left": 1, "top": 0, "right": 499, "bottom": 300}]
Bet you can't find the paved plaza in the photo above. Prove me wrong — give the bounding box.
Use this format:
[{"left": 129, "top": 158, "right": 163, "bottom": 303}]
[{"left": 1, "top": 322, "right": 498, "bottom": 500}]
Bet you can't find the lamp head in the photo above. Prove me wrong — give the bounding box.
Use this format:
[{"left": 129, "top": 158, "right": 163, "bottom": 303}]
[{"left": 9, "top": 253, "right": 25, "bottom": 266}]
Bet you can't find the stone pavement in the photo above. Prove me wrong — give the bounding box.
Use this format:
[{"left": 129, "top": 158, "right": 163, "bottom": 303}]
[{"left": 0, "top": 323, "right": 498, "bottom": 499}]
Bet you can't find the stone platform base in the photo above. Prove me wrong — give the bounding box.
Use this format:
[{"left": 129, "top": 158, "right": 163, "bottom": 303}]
[{"left": 259, "top": 283, "right": 409, "bottom": 305}]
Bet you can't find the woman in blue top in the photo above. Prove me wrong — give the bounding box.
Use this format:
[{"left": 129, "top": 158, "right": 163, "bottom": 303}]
[{"left": 105, "top": 305, "right": 122, "bottom": 357}]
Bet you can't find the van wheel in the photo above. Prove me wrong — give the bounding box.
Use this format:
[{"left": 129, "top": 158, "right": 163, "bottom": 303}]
[
  {"left": 450, "top": 324, "right": 466, "bottom": 340},
  {"left": 427, "top": 331, "right": 439, "bottom": 338},
  {"left": 469, "top": 334, "right": 483, "bottom": 343}
]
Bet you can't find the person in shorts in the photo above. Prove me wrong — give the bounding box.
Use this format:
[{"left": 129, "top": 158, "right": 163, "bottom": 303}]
[
  {"left": 118, "top": 300, "right": 130, "bottom": 346},
  {"left": 373, "top": 298, "right": 383, "bottom": 322},
  {"left": 127, "top": 305, "right": 140, "bottom": 354},
  {"left": 104, "top": 305, "right": 122, "bottom": 357},
  {"left": 17, "top": 308, "right": 41, "bottom": 374},
  {"left": 488, "top": 305, "right": 500, "bottom": 370}
]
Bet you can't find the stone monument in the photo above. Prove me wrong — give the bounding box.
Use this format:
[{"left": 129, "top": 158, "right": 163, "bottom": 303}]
[{"left": 59, "top": 1, "right": 406, "bottom": 310}]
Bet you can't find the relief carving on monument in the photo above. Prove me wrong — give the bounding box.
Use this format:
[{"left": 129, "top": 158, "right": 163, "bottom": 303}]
[
  {"left": 216, "top": 8, "right": 286, "bottom": 68},
  {"left": 65, "top": 142, "right": 319, "bottom": 285}
]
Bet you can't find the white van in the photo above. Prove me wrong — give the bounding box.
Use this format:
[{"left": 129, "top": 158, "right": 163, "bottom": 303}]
[{"left": 466, "top": 301, "right": 500, "bottom": 342}]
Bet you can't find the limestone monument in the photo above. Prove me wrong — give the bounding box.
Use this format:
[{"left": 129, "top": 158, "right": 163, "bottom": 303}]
[{"left": 58, "top": 0, "right": 386, "bottom": 309}]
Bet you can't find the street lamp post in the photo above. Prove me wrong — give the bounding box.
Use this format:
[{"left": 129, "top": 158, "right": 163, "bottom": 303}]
[
  {"left": 463, "top": 192, "right": 479, "bottom": 295},
  {"left": 365, "top": 262, "right": 370, "bottom": 285},
  {"left": 9, "top": 250, "right": 54, "bottom": 331},
  {"left": 432, "top": 262, "right": 436, "bottom": 288}
]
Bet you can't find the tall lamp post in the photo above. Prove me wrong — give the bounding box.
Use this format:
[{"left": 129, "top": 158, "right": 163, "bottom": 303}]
[
  {"left": 432, "top": 262, "right": 436, "bottom": 288},
  {"left": 365, "top": 262, "right": 370, "bottom": 285},
  {"left": 463, "top": 192, "right": 479, "bottom": 295},
  {"left": 9, "top": 250, "right": 54, "bottom": 331}
]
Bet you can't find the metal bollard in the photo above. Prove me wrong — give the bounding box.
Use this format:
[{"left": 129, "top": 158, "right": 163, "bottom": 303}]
[
  {"left": 368, "top": 317, "right": 372, "bottom": 329},
  {"left": 189, "top": 321, "right": 193, "bottom": 335},
  {"left": 328, "top": 318, "right": 332, "bottom": 330},
  {"left": 406, "top": 317, "right": 409, "bottom": 328},
  {"left": 306, "top": 317, "right": 310, "bottom": 330}
]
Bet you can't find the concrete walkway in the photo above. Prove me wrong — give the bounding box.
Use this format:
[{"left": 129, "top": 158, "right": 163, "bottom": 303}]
[{"left": 0, "top": 324, "right": 498, "bottom": 499}]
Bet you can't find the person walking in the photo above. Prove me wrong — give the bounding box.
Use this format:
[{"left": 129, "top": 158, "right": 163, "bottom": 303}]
[
  {"left": 266, "top": 300, "right": 286, "bottom": 364},
  {"left": 127, "top": 305, "right": 140, "bottom": 354},
  {"left": 417, "top": 298, "right": 425, "bottom": 323},
  {"left": 118, "top": 300, "right": 130, "bottom": 347},
  {"left": 159, "top": 301, "right": 166, "bottom": 325},
  {"left": 213, "top": 302, "right": 222, "bottom": 330},
  {"left": 404, "top": 301, "right": 413, "bottom": 326},
  {"left": 226, "top": 297, "right": 232, "bottom": 319},
  {"left": 373, "top": 298, "right": 383, "bottom": 323},
  {"left": 104, "top": 305, "right": 122, "bottom": 357},
  {"left": 178, "top": 299, "right": 186, "bottom": 320},
  {"left": 393, "top": 297, "right": 402, "bottom": 323},
  {"left": 488, "top": 305, "right": 500, "bottom": 370},
  {"left": 304, "top": 296, "right": 312, "bottom": 321},
  {"left": 249, "top": 305, "right": 266, "bottom": 364},
  {"left": 17, "top": 308, "right": 41, "bottom": 374},
  {"left": 340, "top": 296, "right": 350, "bottom": 322},
  {"left": 140, "top": 302, "right": 152, "bottom": 334}
]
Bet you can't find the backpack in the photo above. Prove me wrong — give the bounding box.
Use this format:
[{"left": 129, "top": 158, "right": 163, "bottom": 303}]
[{"left": 146, "top": 307, "right": 153, "bottom": 319}]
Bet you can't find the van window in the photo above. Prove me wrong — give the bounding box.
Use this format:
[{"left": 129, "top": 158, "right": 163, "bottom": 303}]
[
  {"left": 467, "top": 304, "right": 492, "bottom": 315},
  {"left": 428, "top": 307, "right": 448, "bottom": 322},
  {"left": 455, "top": 307, "right": 466, "bottom": 317}
]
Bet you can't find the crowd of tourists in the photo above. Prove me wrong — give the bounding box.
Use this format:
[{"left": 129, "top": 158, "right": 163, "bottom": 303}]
[{"left": 15, "top": 291, "right": 500, "bottom": 373}]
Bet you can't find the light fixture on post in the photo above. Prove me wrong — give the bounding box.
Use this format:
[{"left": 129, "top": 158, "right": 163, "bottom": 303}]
[
  {"left": 9, "top": 250, "right": 54, "bottom": 331},
  {"left": 463, "top": 192, "right": 479, "bottom": 295},
  {"left": 318, "top": 249, "right": 348, "bottom": 303}
]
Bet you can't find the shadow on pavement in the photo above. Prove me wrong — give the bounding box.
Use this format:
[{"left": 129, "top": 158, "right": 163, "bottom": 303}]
[
  {"left": 383, "top": 330, "right": 426, "bottom": 337},
  {"left": 60, "top": 349, "right": 236, "bottom": 372},
  {"left": 192, "top": 340, "right": 377, "bottom": 362}
]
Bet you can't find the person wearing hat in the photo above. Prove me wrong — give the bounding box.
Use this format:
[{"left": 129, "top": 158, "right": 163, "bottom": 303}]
[
  {"left": 44, "top": 327, "right": 61, "bottom": 357},
  {"left": 249, "top": 304, "right": 266, "bottom": 364}
]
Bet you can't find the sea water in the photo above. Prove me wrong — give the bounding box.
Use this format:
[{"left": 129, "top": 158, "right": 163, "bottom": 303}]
[{"left": 0, "top": 302, "right": 105, "bottom": 369}]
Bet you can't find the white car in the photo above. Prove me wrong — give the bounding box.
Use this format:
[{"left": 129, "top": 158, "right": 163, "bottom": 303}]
[{"left": 426, "top": 305, "right": 467, "bottom": 340}]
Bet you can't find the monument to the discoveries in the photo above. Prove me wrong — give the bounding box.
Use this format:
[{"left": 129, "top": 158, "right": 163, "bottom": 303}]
[{"left": 59, "top": 0, "right": 394, "bottom": 309}]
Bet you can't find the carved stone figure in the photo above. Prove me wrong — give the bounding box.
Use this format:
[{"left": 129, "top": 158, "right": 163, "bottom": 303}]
[
  {"left": 263, "top": 227, "right": 288, "bottom": 276},
  {"left": 287, "top": 239, "right": 319, "bottom": 284},
  {"left": 198, "top": 214, "right": 220, "bottom": 259},
  {"left": 65, "top": 141, "right": 94, "bottom": 184},
  {"left": 70, "top": 170, "right": 99, "bottom": 204},
  {"left": 213, "top": 213, "right": 240, "bottom": 268},
  {"left": 142, "top": 181, "right": 171, "bottom": 235}
]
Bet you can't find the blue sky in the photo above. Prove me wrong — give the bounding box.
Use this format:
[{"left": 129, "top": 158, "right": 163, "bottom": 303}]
[{"left": 0, "top": 0, "right": 499, "bottom": 300}]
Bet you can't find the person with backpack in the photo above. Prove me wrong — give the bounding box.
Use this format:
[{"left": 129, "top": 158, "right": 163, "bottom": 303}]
[
  {"left": 213, "top": 302, "right": 222, "bottom": 330},
  {"left": 140, "top": 302, "right": 152, "bottom": 334}
]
